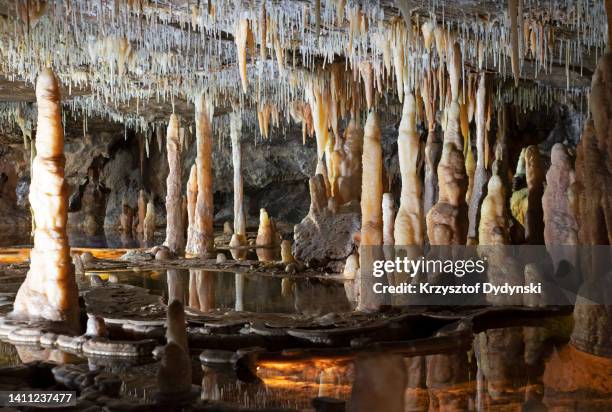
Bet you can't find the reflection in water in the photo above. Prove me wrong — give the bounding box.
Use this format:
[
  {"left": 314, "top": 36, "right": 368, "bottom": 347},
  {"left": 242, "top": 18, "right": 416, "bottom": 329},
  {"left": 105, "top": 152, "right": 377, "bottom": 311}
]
[{"left": 188, "top": 270, "right": 215, "bottom": 312}]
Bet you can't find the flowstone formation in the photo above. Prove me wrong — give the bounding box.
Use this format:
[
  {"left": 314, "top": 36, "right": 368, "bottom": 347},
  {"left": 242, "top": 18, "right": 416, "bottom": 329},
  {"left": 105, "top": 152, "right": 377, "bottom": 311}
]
[{"left": 11, "top": 68, "right": 79, "bottom": 331}]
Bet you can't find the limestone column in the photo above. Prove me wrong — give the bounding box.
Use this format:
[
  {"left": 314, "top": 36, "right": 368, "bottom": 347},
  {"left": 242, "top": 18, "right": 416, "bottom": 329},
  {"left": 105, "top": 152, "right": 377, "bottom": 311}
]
[
  {"left": 164, "top": 114, "right": 185, "bottom": 254},
  {"left": 524, "top": 145, "right": 544, "bottom": 244},
  {"left": 467, "top": 73, "right": 489, "bottom": 242},
  {"left": 11, "top": 68, "right": 79, "bottom": 331},
  {"left": 358, "top": 112, "right": 384, "bottom": 310},
  {"left": 186, "top": 95, "right": 214, "bottom": 257},
  {"left": 229, "top": 111, "right": 247, "bottom": 260}
]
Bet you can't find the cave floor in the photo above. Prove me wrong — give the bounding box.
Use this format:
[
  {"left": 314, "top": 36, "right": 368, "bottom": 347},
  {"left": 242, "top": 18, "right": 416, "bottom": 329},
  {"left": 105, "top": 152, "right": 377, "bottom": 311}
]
[{"left": 0, "top": 230, "right": 610, "bottom": 411}]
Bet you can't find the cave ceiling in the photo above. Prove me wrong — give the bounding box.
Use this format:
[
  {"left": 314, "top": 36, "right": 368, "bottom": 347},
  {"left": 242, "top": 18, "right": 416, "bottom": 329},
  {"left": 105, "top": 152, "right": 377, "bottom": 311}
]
[{"left": 0, "top": 0, "right": 606, "bottom": 140}]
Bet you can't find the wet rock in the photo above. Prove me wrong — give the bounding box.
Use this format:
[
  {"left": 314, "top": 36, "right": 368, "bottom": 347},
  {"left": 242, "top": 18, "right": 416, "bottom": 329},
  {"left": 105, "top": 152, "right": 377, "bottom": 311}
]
[
  {"left": 199, "top": 349, "right": 238, "bottom": 364},
  {"left": 294, "top": 208, "right": 360, "bottom": 273},
  {"left": 156, "top": 341, "right": 194, "bottom": 402},
  {"left": 82, "top": 337, "right": 156, "bottom": 357},
  {"left": 85, "top": 314, "right": 107, "bottom": 338},
  {"left": 155, "top": 248, "right": 174, "bottom": 260},
  {"left": 216, "top": 253, "right": 227, "bottom": 263}
]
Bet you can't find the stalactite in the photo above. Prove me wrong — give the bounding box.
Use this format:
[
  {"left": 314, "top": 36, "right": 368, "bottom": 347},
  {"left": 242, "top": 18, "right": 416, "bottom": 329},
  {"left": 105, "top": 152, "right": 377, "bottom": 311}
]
[
  {"left": 467, "top": 74, "right": 489, "bottom": 242},
  {"left": 235, "top": 18, "right": 250, "bottom": 93},
  {"left": 359, "top": 61, "right": 374, "bottom": 110},
  {"left": 337, "top": 114, "right": 363, "bottom": 204},
  {"left": 186, "top": 95, "right": 214, "bottom": 257},
  {"left": 164, "top": 114, "right": 184, "bottom": 254},
  {"left": 394, "top": 93, "right": 423, "bottom": 246},
  {"left": 508, "top": 0, "right": 520, "bottom": 87},
  {"left": 11, "top": 68, "right": 79, "bottom": 331}
]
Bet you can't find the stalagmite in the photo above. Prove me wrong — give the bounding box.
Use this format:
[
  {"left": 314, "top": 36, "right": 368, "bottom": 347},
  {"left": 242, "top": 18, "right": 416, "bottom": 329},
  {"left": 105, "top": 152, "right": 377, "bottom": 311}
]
[
  {"left": 256, "top": 208, "right": 277, "bottom": 262},
  {"left": 119, "top": 200, "right": 133, "bottom": 234},
  {"left": 468, "top": 74, "right": 489, "bottom": 241},
  {"left": 426, "top": 143, "right": 469, "bottom": 245},
  {"left": 543, "top": 143, "right": 578, "bottom": 246},
  {"left": 382, "top": 193, "right": 395, "bottom": 248},
  {"left": 359, "top": 112, "right": 384, "bottom": 310},
  {"left": 164, "top": 114, "right": 184, "bottom": 254},
  {"left": 230, "top": 111, "right": 247, "bottom": 259},
  {"left": 280, "top": 240, "right": 295, "bottom": 264},
  {"left": 524, "top": 145, "right": 544, "bottom": 244},
  {"left": 361, "top": 112, "right": 383, "bottom": 247},
  {"left": 394, "top": 93, "right": 423, "bottom": 246},
  {"left": 143, "top": 200, "right": 156, "bottom": 243},
  {"left": 136, "top": 189, "right": 146, "bottom": 233},
  {"left": 186, "top": 95, "right": 214, "bottom": 257},
  {"left": 186, "top": 165, "right": 197, "bottom": 241},
  {"left": 478, "top": 175, "right": 509, "bottom": 245},
  {"left": 11, "top": 68, "right": 79, "bottom": 331}
]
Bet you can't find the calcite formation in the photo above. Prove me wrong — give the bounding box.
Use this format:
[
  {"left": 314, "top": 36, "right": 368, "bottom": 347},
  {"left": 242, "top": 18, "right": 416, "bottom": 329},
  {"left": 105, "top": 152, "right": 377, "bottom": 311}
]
[
  {"left": 280, "top": 240, "right": 295, "bottom": 264},
  {"left": 426, "top": 143, "right": 469, "bottom": 245},
  {"left": 143, "top": 200, "right": 156, "bottom": 243},
  {"left": 230, "top": 111, "right": 246, "bottom": 246},
  {"left": 119, "top": 200, "right": 133, "bottom": 234},
  {"left": 11, "top": 68, "right": 79, "bottom": 331},
  {"left": 467, "top": 74, "right": 489, "bottom": 242},
  {"left": 382, "top": 193, "right": 395, "bottom": 248},
  {"left": 337, "top": 115, "right": 363, "bottom": 204},
  {"left": 571, "top": 51, "right": 612, "bottom": 358},
  {"left": 394, "top": 93, "right": 424, "bottom": 246},
  {"left": 136, "top": 189, "right": 146, "bottom": 233},
  {"left": 524, "top": 145, "right": 545, "bottom": 244},
  {"left": 164, "top": 114, "right": 185, "bottom": 254},
  {"left": 186, "top": 95, "right": 214, "bottom": 257},
  {"left": 359, "top": 111, "right": 384, "bottom": 310},
  {"left": 478, "top": 175, "right": 509, "bottom": 245},
  {"left": 256, "top": 208, "right": 277, "bottom": 262},
  {"left": 543, "top": 143, "right": 578, "bottom": 246}
]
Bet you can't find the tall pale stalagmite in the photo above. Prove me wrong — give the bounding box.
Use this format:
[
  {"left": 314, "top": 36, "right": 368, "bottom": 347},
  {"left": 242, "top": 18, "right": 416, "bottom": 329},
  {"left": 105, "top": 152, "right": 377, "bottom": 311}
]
[
  {"left": 230, "top": 111, "right": 246, "bottom": 238},
  {"left": 359, "top": 112, "right": 384, "bottom": 310},
  {"left": 468, "top": 74, "right": 489, "bottom": 241},
  {"left": 186, "top": 95, "right": 214, "bottom": 257},
  {"left": 164, "top": 114, "right": 185, "bottom": 254},
  {"left": 11, "top": 68, "right": 79, "bottom": 330},
  {"left": 136, "top": 189, "right": 146, "bottom": 233},
  {"left": 394, "top": 93, "right": 424, "bottom": 246},
  {"left": 143, "top": 200, "right": 156, "bottom": 243}
]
